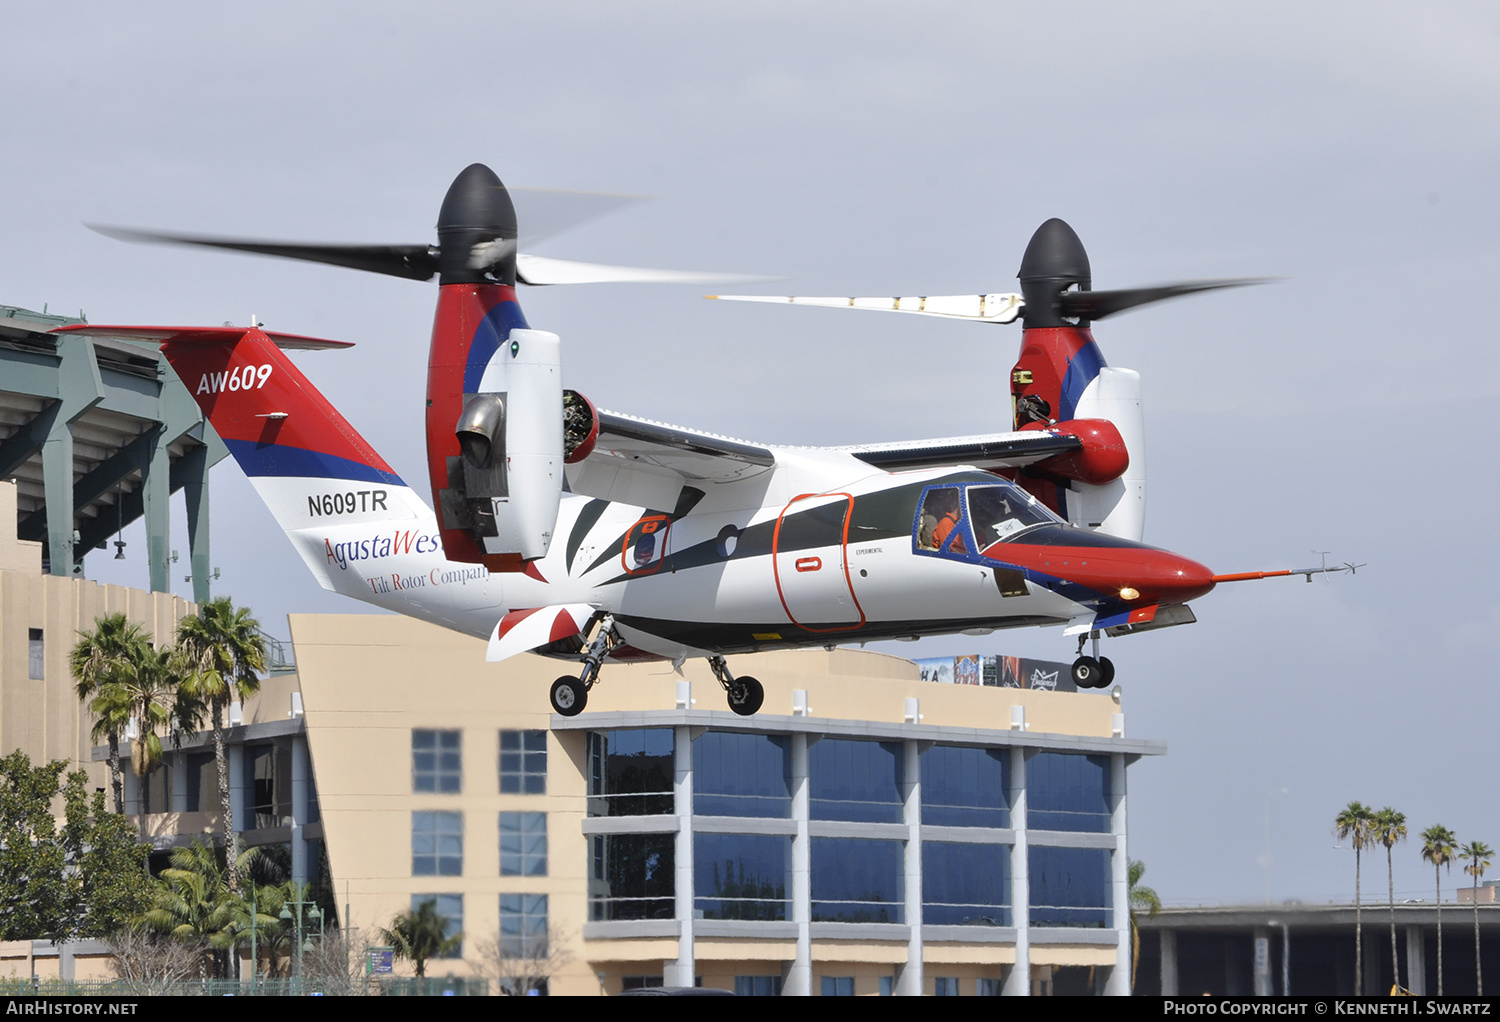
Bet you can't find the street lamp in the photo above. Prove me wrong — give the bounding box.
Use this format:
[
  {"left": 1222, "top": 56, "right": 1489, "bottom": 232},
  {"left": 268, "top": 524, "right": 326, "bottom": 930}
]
[{"left": 280, "top": 892, "right": 325, "bottom": 992}]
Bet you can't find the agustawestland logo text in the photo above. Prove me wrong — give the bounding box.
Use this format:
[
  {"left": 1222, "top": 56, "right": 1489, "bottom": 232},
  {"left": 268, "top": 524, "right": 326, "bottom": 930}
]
[{"left": 324, "top": 529, "right": 442, "bottom": 570}]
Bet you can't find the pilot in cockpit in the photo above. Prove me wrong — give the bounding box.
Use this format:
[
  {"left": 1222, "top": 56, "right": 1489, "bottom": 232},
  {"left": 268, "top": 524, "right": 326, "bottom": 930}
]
[{"left": 919, "top": 489, "right": 962, "bottom": 552}]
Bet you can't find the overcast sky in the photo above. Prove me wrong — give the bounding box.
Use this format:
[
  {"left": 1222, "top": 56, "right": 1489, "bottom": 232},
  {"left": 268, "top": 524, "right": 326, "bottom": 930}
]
[{"left": 5, "top": 1, "right": 1498, "bottom": 907}]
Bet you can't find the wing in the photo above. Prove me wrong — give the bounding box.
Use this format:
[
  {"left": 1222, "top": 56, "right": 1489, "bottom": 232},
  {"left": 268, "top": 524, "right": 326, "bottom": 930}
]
[
  {"left": 567, "top": 413, "right": 1086, "bottom": 508},
  {"left": 565, "top": 410, "right": 776, "bottom": 509},
  {"left": 835, "top": 429, "right": 1083, "bottom": 472}
]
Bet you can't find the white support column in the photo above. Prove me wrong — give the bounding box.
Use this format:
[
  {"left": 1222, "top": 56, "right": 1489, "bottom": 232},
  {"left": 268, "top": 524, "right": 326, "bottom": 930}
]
[
  {"left": 1160, "top": 929, "right": 1179, "bottom": 996},
  {"left": 227, "top": 743, "right": 246, "bottom": 833},
  {"left": 1003, "top": 746, "right": 1030, "bottom": 996},
  {"left": 169, "top": 753, "right": 188, "bottom": 814},
  {"left": 786, "top": 732, "right": 812, "bottom": 996},
  {"left": 1405, "top": 924, "right": 1426, "bottom": 995},
  {"left": 122, "top": 757, "right": 140, "bottom": 816},
  {"left": 667, "top": 725, "right": 695, "bottom": 987},
  {"left": 1254, "top": 928, "right": 1273, "bottom": 996},
  {"left": 1105, "top": 752, "right": 1131, "bottom": 995},
  {"left": 897, "top": 739, "right": 923, "bottom": 995},
  {"left": 290, "top": 733, "right": 310, "bottom": 884}
]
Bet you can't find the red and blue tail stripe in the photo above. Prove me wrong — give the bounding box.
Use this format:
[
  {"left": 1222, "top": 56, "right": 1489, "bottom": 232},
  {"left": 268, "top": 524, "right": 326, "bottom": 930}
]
[{"left": 153, "top": 327, "right": 407, "bottom": 486}]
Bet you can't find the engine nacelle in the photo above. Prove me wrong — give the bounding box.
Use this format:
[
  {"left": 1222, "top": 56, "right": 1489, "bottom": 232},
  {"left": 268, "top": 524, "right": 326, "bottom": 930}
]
[
  {"left": 1063, "top": 367, "right": 1146, "bottom": 541},
  {"left": 441, "top": 328, "right": 563, "bottom": 565},
  {"left": 1037, "top": 418, "right": 1129, "bottom": 486}
]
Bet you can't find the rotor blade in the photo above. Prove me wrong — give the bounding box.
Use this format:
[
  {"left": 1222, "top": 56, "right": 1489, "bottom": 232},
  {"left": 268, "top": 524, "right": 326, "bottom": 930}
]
[
  {"left": 1057, "top": 278, "right": 1267, "bottom": 321},
  {"left": 507, "top": 187, "right": 647, "bottom": 248},
  {"left": 709, "top": 293, "right": 1024, "bottom": 324},
  {"left": 515, "top": 252, "right": 775, "bottom": 286},
  {"left": 88, "top": 225, "right": 441, "bottom": 282}
]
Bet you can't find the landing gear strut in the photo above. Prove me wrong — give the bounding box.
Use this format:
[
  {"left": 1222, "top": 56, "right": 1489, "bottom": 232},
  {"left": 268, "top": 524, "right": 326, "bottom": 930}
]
[
  {"left": 1071, "top": 630, "right": 1116, "bottom": 690},
  {"left": 550, "top": 615, "right": 618, "bottom": 716},
  {"left": 709, "top": 656, "right": 764, "bottom": 716}
]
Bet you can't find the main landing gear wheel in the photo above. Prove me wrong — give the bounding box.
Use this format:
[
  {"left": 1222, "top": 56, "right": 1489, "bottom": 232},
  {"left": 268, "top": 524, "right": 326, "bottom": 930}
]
[
  {"left": 727, "top": 677, "right": 765, "bottom": 716},
  {"left": 550, "top": 677, "right": 587, "bottom": 716},
  {"left": 1097, "top": 656, "right": 1116, "bottom": 688},
  {"left": 1072, "top": 656, "right": 1105, "bottom": 689},
  {"left": 549, "top": 613, "right": 617, "bottom": 716}
]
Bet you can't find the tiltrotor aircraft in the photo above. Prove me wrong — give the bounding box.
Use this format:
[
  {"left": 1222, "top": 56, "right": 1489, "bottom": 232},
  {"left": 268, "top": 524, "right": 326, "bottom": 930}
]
[{"left": 74, "top": 164, "right": 1354, "bottom": 716}]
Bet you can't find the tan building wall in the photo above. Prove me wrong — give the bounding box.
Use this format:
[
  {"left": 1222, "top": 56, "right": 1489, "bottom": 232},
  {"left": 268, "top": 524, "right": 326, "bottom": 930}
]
[
  {"left": 290, "top": 611, "right": 1134, "bottom": 995},
  {"left": 0, "top": 481, "right": 195, "bottom": 785}
]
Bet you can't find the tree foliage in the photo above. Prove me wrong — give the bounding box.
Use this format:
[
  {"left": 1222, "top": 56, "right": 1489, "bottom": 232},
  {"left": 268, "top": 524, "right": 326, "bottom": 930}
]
[{"left": 0, "top": 751, "right": 153, "bottom": 941}]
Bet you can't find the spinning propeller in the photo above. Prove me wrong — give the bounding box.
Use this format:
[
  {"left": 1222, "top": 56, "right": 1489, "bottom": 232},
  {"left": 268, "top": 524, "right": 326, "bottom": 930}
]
[
  {"left": 711, "top": 218, "right": 1265, "bottom": 326},
  {"left": 92, "top": 163, "right": 768, "bottom": 288}
]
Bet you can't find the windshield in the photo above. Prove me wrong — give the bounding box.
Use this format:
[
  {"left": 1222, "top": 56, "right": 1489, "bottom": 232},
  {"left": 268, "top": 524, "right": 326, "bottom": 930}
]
[{"left": 966, "top": 484, "right": 1059, "bottom": 545}]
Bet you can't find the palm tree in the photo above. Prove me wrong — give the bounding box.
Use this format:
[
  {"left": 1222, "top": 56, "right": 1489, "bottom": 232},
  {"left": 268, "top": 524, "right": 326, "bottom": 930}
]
[
  {"left": 380, "top": 900, "right": 461, "bottom": 978},
  {"left": 71, "top": 614, "right": 148, "bottom": 813},
  {"left": 1128, "top": 859, "right": 1161, "bottom": 992},
  {"left": 1461, "top": 841, "right": 1494, "bottom": 995},
  {"left": 1422, "top": 824, "right": 1458, "bottom": 995},
  {"left": 1335, "top": 801, "right": 1375, "bottom": 994},
  {"left": 177, "top": 598, "right": 267, "bottom": 891},
  {"left": 121, "top": 643, "right": 200, "bottom": 814},
  {"left": 221, "top": 882, "right": 285, "bottom": 980},
  {"left": 1373, "top": 807, "right": 1408, "bottom": 991},
  {"left": 142, "top": 840, "right": 255, "bottom": 978}
]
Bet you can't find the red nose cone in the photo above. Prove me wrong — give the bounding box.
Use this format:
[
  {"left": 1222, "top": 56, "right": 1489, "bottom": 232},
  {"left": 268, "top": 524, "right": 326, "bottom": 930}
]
[
  {"left": 1134, "top": 550, "right": 1216, "bottom": 604},
  {"left": 985, "top": 541, "right": 1216, "bottom": 606}
]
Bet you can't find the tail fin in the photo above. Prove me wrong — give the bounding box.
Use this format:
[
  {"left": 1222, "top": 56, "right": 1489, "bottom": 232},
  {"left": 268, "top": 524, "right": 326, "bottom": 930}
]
[{"left": 66, "top": 324, "right": 436, "bottom": 591}]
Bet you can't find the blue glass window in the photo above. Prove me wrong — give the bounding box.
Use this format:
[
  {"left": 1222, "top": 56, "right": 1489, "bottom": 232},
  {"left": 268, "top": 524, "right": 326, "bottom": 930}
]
[
  {"left": 923, "top": 841, "right": 1010, "bottom": 926},
  {"left": 587, "top": 730, "right": 674, "bottom": 816},
  {"left": 934, "top": 976, "right": 961, "bottom": 996},
  {"left": 694, "top": 833, "right": 791, "bottom": 920},
  {"left": 810, "top": 739, "right": 903, "bottom": 823},
  {"left": 1027, "top": 753, "right": 1111, "bottom": 832},
  {"left": 921, "top": 745, "right": 1009, "bottom": 827},
  {"left": 694, "top": 732, "right": 790, "bottom": 818},
  {"left": 499, "top": 893, "right": 548, "bottom": 956},
  {"left": 499, "top": 730, "right": 546, "bottom": 794},
  {"left": 499, "top": 811, "right": 547, "bottom": 876},
  {"left": 736, "top": 976, "right": 783, "bottom": 996},
  {"left": 413, "top": 729, "right": 461, "bottom": 793},
  {"left": 412, "top": 811, "right": 463, "bottom": 876},
  {"left": 410, "top": 893, "right": 462, "bottom": 957},
  {"left": 588, "top": 833, "right": 675, "bottom": 920},
  {"left": 1029, "top": 845, "right": 1111, "bottom": 927},
  {"left": 820, "top": 976, "right": 855, "bottom": 996},
  {"left": 810, "top": 838, "right": 904, "bottom": 923}
]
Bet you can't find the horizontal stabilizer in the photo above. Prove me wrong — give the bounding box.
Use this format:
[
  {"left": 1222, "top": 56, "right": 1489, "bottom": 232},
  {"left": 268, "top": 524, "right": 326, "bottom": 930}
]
[
  {"left": 487, "top": 604, "right": 597, "bottom": 663},
  {"left": 52, "top": 324, "right": 354, "bottom": 350}
]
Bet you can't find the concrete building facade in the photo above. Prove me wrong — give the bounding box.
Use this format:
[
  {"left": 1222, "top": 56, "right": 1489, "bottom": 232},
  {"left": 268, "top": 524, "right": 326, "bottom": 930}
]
[{"left": 283, "top": 613, "right": 1159, "bottom": 995}]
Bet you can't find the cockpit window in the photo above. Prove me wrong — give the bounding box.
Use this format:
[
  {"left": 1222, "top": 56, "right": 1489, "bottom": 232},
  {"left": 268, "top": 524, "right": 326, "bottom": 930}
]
[
  {"left": 966, "top": 484, "right": 1058, "bottom": 546},
  {"left": 917, "top": 487, "right": 963, "bottom": 552}
]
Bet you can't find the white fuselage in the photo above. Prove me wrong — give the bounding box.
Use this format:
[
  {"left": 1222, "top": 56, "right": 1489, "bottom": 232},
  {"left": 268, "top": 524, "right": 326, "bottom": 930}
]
[{"left": 270, "top": 446, "right": 1090, "bottom": 660}]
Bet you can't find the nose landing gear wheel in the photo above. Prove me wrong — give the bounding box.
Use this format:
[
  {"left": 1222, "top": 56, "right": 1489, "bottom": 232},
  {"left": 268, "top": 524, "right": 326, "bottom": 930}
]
[
  {"left": 727, "top": 676, "right": 764, "bottom": 716},
  {"left": 1097, "top": 656, "right": 1115, "bottom": 688},
  {"left": 1072, "top": 656, "right": 1103, "bottom": 689},
  {"left": 550, "top": 677, "right": 587, "bottom": 716}
]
